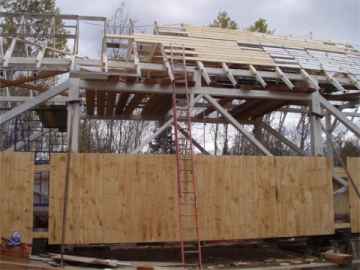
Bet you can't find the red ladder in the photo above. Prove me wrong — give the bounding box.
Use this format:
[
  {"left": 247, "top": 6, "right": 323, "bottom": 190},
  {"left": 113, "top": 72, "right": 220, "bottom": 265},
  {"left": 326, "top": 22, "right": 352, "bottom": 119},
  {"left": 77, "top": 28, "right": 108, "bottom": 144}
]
[{"left": 170, "top": 45, "right": 203, "bottom": 269}]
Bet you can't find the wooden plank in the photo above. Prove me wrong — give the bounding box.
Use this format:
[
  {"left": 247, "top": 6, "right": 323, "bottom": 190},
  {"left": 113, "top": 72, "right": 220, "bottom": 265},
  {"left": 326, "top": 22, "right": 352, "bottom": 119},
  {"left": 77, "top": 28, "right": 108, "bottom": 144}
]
[
  {"left": 33, "top": 231, "right": 49, "bottom": 239},
  {"left": 347, "top": 158, "right": 360, "bottom": 233},
  {"left": 0, "top": 152, "right": 34, "bottom": 244},
  {"left": 49, "top": 154, "right": 334, "bottom": 244},
  {"left": 183, "top": 25, "right": 349, "bottom": 53}
]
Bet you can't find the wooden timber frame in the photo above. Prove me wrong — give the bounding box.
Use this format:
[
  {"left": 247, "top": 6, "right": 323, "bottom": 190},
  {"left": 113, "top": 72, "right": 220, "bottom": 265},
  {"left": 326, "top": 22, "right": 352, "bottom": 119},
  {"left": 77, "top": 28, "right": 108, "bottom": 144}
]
[{"left": 1, "top": 12, "right": 360, "bottom": 247}]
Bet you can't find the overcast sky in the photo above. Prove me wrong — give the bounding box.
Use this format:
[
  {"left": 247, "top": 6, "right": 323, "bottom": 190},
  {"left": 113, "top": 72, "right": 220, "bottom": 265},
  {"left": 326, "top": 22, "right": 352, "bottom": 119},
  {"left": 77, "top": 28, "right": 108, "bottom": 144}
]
[{"left": 56, "top": 0, "right": 360, "bottom": 58}]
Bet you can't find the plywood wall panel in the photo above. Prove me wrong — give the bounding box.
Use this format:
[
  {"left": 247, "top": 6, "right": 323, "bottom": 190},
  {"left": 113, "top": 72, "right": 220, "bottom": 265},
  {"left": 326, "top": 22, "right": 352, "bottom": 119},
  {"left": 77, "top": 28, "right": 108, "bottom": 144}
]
[
  {"left": 0, "top": 152, "right": 34, "bottom": 244},
  {"left": 49, "top": 154, "right": 334, "bottom": 244},
  {"left": 347, "top": 158, "right": 360, "bottom": 233},
  {"left": 49, "top": 154, "right": 178, "bottom": 244}
]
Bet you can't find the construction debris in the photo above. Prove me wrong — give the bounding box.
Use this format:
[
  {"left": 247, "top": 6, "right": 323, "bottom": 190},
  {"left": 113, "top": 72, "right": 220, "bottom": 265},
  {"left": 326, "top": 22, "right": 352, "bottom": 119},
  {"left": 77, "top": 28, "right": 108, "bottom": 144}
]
[
  {"left": 322, "top": 250, "right": 353, "bottom": 266},
  {"left": 50, "top": 253, "right": 133, "bottom": 268}
]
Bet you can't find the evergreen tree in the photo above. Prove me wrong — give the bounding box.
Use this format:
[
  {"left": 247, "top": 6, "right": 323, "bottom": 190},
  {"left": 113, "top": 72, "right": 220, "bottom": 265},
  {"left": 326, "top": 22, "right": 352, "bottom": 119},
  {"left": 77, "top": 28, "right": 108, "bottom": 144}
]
[
  {"left": 247, "top": 18, "right": 274, "bottom": 34},
  {"left": 2, "top": 0, "right": 67, "bottom": 53},
  {"left": 210, "top": 11, "right": 238, "bottom": 29}
]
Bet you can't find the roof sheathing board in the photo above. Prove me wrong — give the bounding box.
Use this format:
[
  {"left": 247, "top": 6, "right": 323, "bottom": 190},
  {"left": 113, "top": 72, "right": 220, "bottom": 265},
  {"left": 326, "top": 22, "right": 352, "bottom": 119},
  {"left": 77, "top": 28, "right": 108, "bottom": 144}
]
[
  {"left": 128, "top": 33, "right": 275, "bottom": 66},
  {"left": 183, "top": 25, "right": 352, "bottom": 53},
  {"left": 115, "top": 24, "right": 360, "bottom": 76}
]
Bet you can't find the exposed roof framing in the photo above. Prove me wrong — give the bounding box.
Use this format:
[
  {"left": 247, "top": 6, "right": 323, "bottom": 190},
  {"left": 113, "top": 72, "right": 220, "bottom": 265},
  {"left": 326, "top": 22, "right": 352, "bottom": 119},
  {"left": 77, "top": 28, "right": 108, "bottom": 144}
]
[
  {"left": 348, "top": 74, "right": 360, "bottom": 90},
  {"left": 221, "top": 63, "right": 237, "bottom": 87},
  {"left": 1, "top": 13, "right": 360, "bottom": 137},
  {"left": 275, "top": 66, "right": 295, "bottom": 90},
  {"left": 249, "top": 65, "right": 267, "bottom": 88},
  {"left": 197, "top": 60, "right": 211, "bottom": 85},
  {"left": 300, "top": 68, "right": 320, "bottom": 91},
  {"left": 324, "top": 71, "right": 346, "bottom": 92}
]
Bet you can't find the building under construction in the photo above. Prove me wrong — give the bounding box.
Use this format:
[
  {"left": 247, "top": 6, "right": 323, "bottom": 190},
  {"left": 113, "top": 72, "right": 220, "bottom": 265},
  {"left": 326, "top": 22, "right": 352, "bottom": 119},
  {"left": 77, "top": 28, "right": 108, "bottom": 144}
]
[{"left": 1, "top": 11, "right": 360, "bottom": 269}]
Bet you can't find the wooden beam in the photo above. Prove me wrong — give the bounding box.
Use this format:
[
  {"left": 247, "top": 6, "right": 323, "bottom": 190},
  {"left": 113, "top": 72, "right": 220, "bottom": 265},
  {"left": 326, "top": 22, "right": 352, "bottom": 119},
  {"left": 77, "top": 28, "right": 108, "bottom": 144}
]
[
  {"left": 249, "top": 65, "right": 267, "bottom": 88},
  {"left": 348, "top": 74, "right": 360, "bottom": 90},
  {"left": 276, "top": 66, "right": 295, "bottom": 90},
  {"left": 133, "top": 41, "right": 141, "bottom": 77},
  {"left": 160, "top": 44, "right": 174, "bottom": 81},
  {"left": 260, "top": 122, "right": 305, "bottom": 155},
  {"left": 195, "top": 97, "right": 233, "bottom": 119},
  {"left": 197, "top": 60, "right": 211, "bottom": 85},
  {"left": 0, "top": 79, "right": 47, "bottom": 92},
  {"left": 301, "top": 69, "right": 320, "bottom": 91},
  {"left": 324, "top": 71, "right": 346, "bottom": 92},
  {"left": 221, "top": 62, "right": 237, "bottom": 87},
  {"left": 0, "top": 80, "right": 69, "bottom": 127},
  {"left": 203, "top": 94, "right": 273, "bottom": 156},
  {"left": 0, "top": 71, "right": 65, "bottom": 89}
]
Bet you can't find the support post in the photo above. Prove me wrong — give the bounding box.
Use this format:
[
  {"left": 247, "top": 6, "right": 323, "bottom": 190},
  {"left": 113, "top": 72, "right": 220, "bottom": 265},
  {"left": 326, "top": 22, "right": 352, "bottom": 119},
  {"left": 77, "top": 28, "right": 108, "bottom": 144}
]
[
  {"left": 67, "top": 78, "right": 81, "bottom": 152},
  {"left": 325, "top": 113, "right": 334, "bottom": 158},
  {"left": 310, "top": 91, "right": 323, "bottom": 155}
]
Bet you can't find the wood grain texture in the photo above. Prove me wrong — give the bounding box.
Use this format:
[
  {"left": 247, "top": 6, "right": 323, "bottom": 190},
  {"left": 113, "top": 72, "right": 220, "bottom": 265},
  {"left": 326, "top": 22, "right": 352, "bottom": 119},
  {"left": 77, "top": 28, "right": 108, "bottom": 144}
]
[
  {"left": 347, "top": 158, "right": 360, "bottom": 233},
  {"left": 183, "top": 25, "right": 349, "bottom": 53},
  {"left": 0, "top": 152, "right": 34, "bottom": 244},
  {"left": 49, "top": 154, "right": 178, "bottom": 244},
  {"left": 127, "top": 33, "right": 275, "bottom": 67},
  {"left": 49, "top": 154, "right": 334, "bottom": 244}
]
